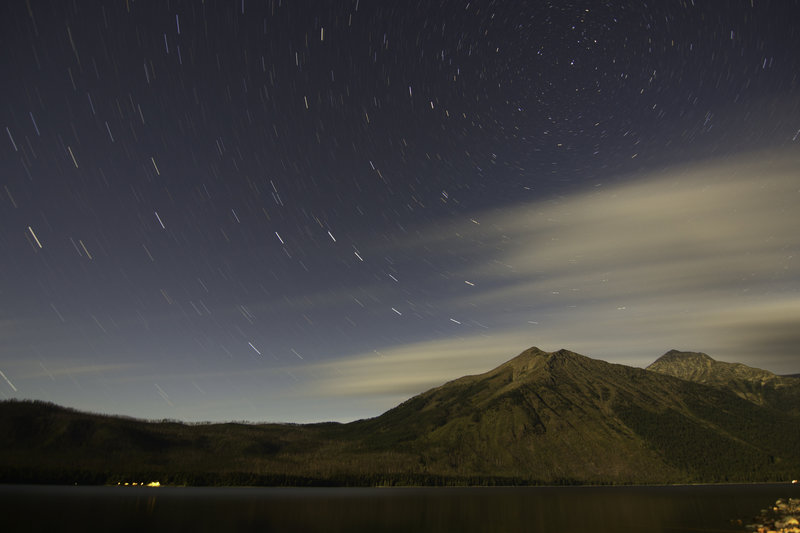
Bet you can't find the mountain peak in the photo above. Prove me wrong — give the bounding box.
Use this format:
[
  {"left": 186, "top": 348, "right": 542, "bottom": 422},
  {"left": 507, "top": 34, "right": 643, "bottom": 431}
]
[
  {"left": 648, "top": 350, "right": 772, "bottom": 380},
  {"left": 659, "top": 349, "right": 713, "bottom": 362},
  {"left": 500, "top": 347, "right": 588, "bottom": 375},
  {"left": 647, "top": 350, "right": 715, "bottom": 376},
  {"left": 646, "top": 349, "right": 800, "bottom": 409},
  {"left": 511, "top": 346, "right": 584, "bottom": 361}
]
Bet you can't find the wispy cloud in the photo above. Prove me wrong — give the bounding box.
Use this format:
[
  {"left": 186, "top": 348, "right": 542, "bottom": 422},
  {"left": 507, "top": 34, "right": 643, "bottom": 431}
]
[
  {"left": 297, "top": 332, "right": 538, "bottom": 399},
  {"left": 9, "top": 152, "right": 797, "bottom": 422},
  {"left": 418, "top": 151, "right": 800, "bottom": 371},
  {"left": 296, "top": 151, "right": 800, "bottom": 400},
  {"left": 18, "top": 362, "right": 144, "bottom": 380}
]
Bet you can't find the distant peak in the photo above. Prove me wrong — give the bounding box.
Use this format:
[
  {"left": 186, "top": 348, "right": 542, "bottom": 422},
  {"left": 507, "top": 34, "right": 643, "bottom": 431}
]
[
  {"left": 658, "top": 350, "right": 713, "bottom": 361},
  {"left": 646, "top": 351, "right": 716, "bottom": 380}
]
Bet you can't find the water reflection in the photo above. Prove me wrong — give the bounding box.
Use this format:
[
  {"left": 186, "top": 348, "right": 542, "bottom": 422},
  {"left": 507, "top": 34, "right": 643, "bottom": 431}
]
[{"left": 2, "top": 484, "right": 798, "bottom": 532}]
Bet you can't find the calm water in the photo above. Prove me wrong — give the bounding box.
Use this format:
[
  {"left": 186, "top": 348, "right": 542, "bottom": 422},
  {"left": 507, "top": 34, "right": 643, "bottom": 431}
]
[{"left": 1, "top": 483, "right": 798, "bottom": 532}]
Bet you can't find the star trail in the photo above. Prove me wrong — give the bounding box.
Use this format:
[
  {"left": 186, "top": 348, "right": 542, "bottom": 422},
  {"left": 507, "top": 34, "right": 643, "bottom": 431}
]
[{"left": 2, "top": 1, "right": 799, "bottom": 422}]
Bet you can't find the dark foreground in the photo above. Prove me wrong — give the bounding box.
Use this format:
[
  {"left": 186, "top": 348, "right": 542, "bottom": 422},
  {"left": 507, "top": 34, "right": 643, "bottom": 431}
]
[{"left": 2, "top": 483, "right": 799, "bottom": 533}]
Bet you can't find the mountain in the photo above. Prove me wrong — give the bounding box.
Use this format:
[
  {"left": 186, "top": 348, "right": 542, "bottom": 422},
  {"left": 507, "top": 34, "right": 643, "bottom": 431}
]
[
  {"left": 2, "top": 347, "right": 799, "bottom": 486},
  {"left": 352, "top": 347, "right": 800, "bottom": 483},
  {"left": 647, "top": 349, "right": 800, "bottom": 415}
]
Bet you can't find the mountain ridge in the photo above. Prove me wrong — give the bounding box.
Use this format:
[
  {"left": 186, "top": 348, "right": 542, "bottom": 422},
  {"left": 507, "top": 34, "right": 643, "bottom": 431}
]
[
  {"left": 2, "top": 347, "right": 799, "bottom": 486},
  {"left": 646, "top": 349, "right": 800, "bottom": 414}
]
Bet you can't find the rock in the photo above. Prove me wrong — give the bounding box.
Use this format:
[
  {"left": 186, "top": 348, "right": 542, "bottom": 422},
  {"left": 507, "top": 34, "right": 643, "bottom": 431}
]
[{"left": 748, "top": 499, "right": 800, "bottom": 533}]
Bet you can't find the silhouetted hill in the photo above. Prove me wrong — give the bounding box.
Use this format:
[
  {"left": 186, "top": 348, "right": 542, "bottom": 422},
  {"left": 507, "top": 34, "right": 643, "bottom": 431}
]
[
  {"left": 2, "top": 347, "right": 799, "bottom": 486},
  {"left": 647, "top": 349, "right": 800, "bottom": 415}
]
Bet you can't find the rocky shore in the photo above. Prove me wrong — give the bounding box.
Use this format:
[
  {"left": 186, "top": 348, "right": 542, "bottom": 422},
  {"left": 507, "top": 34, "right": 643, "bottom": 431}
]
[{"left": 748, "top": 498, "right": 800, "bottom": 533}]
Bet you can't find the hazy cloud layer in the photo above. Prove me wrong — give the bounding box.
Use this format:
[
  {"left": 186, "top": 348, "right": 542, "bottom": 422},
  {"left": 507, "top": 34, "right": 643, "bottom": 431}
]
[
  {"left": 299, "top": 332, "right": 537, "bottom": 396},
  {"left": 296, "top": 152, "right": 800, "bottom": 406},
  {"left": 5, "top": 152, "right": 797, "bottom": 422}
]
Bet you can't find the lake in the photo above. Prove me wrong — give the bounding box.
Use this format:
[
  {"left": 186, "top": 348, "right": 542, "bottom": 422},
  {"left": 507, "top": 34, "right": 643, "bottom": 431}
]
[{"left": 1, "top": 483, "right": 798, "bottom": 532}]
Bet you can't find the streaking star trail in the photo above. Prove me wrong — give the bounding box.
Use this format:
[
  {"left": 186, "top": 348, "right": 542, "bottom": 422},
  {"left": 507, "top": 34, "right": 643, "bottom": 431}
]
[{"left": 1, "top": 0, "right": 799, "bottom": 423}]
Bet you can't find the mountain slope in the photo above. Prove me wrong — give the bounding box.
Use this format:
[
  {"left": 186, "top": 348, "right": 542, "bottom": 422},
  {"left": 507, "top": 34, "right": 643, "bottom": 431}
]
[
  {"left": 354, "top": 347, "right": 800, "bottom": 483},
  {"left": 647, "top": 349, "right": 800, "bottom": 415},
  {"left": 2, "top": 347, "right": 799, "bottom": 486}
]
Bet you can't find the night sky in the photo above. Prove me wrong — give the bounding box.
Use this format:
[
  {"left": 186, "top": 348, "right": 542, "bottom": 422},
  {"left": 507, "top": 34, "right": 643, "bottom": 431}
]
[{"left": 2, "top": 1, "right": 799, "bottom": 423}]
